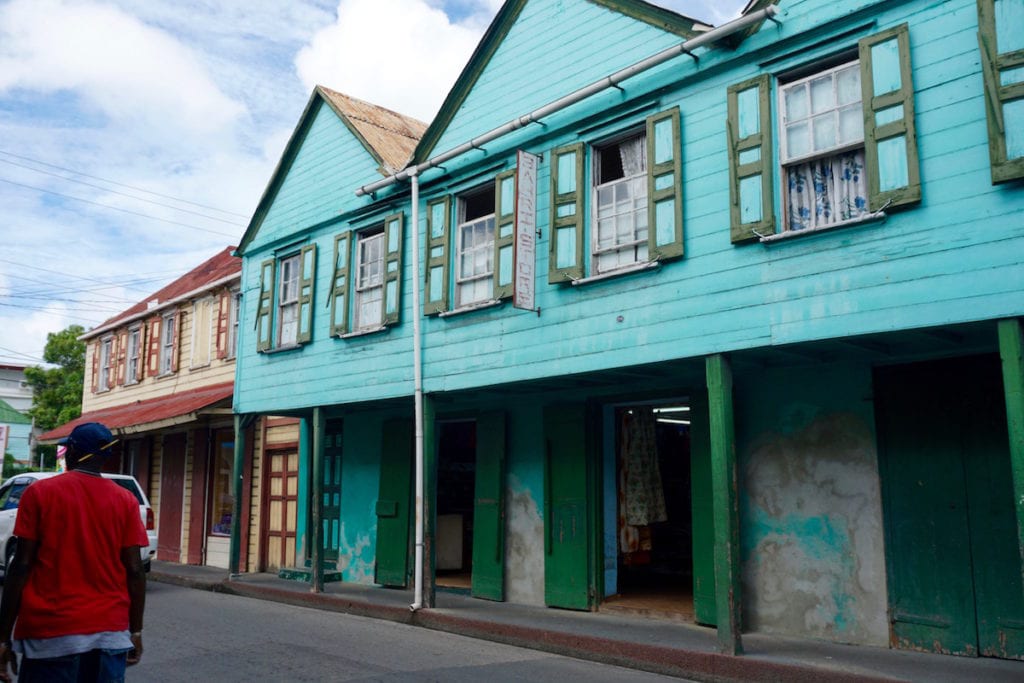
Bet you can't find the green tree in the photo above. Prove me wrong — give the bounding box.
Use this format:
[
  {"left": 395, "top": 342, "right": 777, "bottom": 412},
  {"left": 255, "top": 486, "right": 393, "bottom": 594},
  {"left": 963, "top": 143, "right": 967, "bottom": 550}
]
[{"left": 24, "top": 324, "right": 86, "bottom": 432}]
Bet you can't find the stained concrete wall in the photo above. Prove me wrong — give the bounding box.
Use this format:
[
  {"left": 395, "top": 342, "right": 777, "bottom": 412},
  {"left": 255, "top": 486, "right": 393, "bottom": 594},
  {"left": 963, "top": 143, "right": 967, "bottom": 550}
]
[
  {"left": 736, "top": 360, "right": 888, "bottom": 646},
  {"left": 503, "top": 401, "right": 545, "bottom": 605}
]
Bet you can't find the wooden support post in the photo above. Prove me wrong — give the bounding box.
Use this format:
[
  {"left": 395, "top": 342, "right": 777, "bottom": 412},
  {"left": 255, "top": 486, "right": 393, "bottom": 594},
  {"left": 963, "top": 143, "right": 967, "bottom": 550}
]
[
  {"left": 310, "top": 407, "right": 325, "bottom": 593},
  {"left": 706, "top": 354, "right": 743, "bottom": 655},
  {"left": 998, "top": 318, "right": 1024, "bottom": 582},
  {"left": 228, "top": 413, "right": 246, "bottom": 577},
  {"left": 423, "top": 395, "right": 437, "bottom": 608}
]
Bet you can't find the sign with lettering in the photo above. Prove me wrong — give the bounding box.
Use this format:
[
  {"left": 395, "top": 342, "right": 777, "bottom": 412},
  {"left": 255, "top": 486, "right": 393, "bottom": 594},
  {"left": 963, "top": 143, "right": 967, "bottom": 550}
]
[{"left": 514, "top": 150, "right": 539, "bottom": 311}]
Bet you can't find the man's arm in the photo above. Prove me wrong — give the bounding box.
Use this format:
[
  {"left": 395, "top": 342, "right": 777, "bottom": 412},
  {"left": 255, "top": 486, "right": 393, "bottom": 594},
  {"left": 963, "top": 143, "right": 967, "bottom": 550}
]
[
  {"left": 120, "top": 545, "right": 146, "bottom": 666},
  {"left": 0, "top": 539, "right": 39, "bottom": 682}
]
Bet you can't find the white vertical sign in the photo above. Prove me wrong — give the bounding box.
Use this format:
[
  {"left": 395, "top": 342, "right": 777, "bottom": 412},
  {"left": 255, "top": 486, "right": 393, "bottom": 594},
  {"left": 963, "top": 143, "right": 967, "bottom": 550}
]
[{"left": 514, "top": 150, "right": 539, "bottom": 311}]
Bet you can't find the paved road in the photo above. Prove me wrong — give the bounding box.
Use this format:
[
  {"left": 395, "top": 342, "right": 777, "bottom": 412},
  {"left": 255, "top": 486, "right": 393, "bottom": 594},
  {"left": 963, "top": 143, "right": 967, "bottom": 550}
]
[{"left": 132, "top": 581, "right": 690, "bottom": 682}]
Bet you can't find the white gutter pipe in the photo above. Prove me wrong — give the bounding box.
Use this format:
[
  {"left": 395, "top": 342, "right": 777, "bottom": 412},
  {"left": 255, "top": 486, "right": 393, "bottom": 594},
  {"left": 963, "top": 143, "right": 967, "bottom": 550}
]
[
  {"left": 357, "top": 6, "right": 779, "bottom": 198},
  {"left": 409, "top": 170, "right": 425, "bottom": 612}
]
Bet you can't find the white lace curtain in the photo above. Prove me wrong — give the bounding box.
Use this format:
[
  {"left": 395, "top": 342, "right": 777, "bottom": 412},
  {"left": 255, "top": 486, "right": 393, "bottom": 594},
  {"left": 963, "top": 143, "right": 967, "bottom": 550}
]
[{"left": 618, "top": 136, "right": 646, "bottom": 178}]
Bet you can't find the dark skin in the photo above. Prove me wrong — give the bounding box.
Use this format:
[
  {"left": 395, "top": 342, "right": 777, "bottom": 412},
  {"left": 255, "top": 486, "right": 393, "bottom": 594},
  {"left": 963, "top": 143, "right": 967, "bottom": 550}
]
[{"left": 0, "top": 445, "right": 146, "bottom": 682}]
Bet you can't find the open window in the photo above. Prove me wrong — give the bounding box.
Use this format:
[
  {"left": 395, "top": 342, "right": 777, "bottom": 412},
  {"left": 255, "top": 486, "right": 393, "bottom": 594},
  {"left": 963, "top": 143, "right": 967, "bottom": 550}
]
[
  {"left": 456, "top": 185, "right": 496, "bottom": 308},
  {"left": 255, "top": 244, "right": 316, "bottom": 351},
  {"left": 593, "top": 132, "right": 649, "bottom": 274},
  {"left": 329, "top": 214, "right": 403, "bottom": 336},
  {"left": 355, "top": 227, "right": 385, "bottom": 331},
  {"left": 977, "top": 0, "right": 1024, "bottom": 182}
]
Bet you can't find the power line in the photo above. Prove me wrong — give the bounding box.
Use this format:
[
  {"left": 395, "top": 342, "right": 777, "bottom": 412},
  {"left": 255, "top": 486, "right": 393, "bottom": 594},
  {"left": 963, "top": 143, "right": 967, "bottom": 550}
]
[
  {"left": 0, "top": 176, "right": 240, "bottom": 238},
  {"left": 0, "top": 148, "right": 249, "bottom": 218},
  {"left": 0, "top": 301, "right": 105, "bottom": 324},
  {"left": 0, "top": 157, "right": 246, "bottom": 227},
  {"left": 0, "top": 293, "right": 129, "bottom": 308},
  {"left": 0, "top": 345, "right": 46, "bottom": 364}
]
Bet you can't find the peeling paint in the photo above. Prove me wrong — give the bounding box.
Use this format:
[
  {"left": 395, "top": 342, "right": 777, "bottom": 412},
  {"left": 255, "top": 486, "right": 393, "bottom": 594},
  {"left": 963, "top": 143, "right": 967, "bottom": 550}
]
[
  {"left": 741, "top": 411, "right": 888, "bottom": 646},
  {"left": 337, "top": 522, "right": 375, "bottom": 584},
  {"left": 505, "top": 474, "right": 545, "bottom": 605}
]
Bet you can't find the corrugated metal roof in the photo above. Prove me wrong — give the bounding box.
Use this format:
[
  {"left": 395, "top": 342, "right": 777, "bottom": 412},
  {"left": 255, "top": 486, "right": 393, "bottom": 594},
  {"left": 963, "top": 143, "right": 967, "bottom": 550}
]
[
  {"left": 319, "top": 86, "right": 428, "bottom": 172},
  {"left": 0, "top": 399, "right": 31, "bottom": 425},
  {"left": 37, "top": 382, "right": 234, "bottom": 442},
  {"left": 85, "top": 247, "right": 240, "bottom": 338}
]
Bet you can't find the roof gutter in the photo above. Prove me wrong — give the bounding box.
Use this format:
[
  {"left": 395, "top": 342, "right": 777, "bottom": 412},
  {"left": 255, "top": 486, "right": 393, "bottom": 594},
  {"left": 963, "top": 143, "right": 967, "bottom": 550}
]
[{"left": 356, "top": 6, "right": 779, "bottom": 198}]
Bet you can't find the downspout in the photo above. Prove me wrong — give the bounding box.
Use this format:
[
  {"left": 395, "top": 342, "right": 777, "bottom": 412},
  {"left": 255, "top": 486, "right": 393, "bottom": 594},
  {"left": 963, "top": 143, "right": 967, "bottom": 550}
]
[{"left": 410, "top": 170, "right": 425, "bottom": 612}]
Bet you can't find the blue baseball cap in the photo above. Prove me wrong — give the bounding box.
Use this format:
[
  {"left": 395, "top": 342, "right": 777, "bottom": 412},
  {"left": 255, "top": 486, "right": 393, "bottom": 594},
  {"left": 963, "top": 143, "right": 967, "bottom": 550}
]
[{"left": 57, "top": 422, "right": 118, "bottom": 456}]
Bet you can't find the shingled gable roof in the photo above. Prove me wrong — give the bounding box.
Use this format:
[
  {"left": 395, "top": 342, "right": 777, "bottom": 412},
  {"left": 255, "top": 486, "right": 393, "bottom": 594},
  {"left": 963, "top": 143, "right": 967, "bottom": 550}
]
[
  {"left": 412, "top": 0, "right": 712, "bottom": 164},
  {"left": 82, "top": 246, "right": 240, "bottom": 341},
  {"left": 236, "top": 86, "right": 427, "bottom": 255}
]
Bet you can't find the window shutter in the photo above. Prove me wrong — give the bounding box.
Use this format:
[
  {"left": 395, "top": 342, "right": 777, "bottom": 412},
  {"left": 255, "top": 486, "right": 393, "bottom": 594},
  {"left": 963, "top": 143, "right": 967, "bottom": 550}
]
[
  {"left": 297, "top": 244, "right": 317, "bottom": 344},
  {"left": 106, "top": 335, "right": 117, "bottom": 389},
  {"left": 548, "top": 143, "right": 585, "bottom": 282},
  {"left": 727, "top": 74, "right": 774, "bottom": 243},
  {"left": 90, "top": 343, "right": 100, "bottom": 393},
  {"left": 859, "top": 23, "right": 921, "bottom": 210},
  {"left": 169, "top": 312, "right": 180, "bottom": 373},
  {"left": 116, "top": 330, "right": 128, "bottom": 386},
  {"left": 146, "top": 317, "right": 161, "bottom": 376},
  {"left": 256, "top": 258, "right": 275, "bottom": 352},
  {"left": 330, "top": 234, "right": 351, "bottom": 336},
  {"left": 977, "top": 0, "right": 1024, "bottom": 183},
  {"left": 136, "top": 324, "right": 146, "bottom": 381},
  {"left": 216, "top": 289, "right": 230, "bottom": 359},
  {"left": 424, "top": 197, "right": 451, "bottom": 315},
  {"left": 382, "top": 212, "right": 404, "bottom": 325},
  {"left": 646, "top": 108, "right": 684, "bottom": 260},
  {"left": 494, "top": 170, "right": 516, "bottom": 299}
]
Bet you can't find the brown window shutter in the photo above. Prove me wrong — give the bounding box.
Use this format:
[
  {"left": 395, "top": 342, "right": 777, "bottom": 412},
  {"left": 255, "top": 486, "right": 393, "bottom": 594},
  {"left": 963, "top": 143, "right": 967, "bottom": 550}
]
[
  {"left": 147, "top": 317, "right": 161, "bottom": 376},
  {"left": 137, "top": 324, "right": 147, "bottom": 381},
  {"left": 170, "top": 312, "right": 180, "bottom": 373},
  {"left": 216, "top": 289, "right": 230, "bottom": 359},
  {"left": 90, "top": 343, "right": 100, "bottom": 393},
  {"left": 116, "top": 330, "right": 128, "bottom": 386}
]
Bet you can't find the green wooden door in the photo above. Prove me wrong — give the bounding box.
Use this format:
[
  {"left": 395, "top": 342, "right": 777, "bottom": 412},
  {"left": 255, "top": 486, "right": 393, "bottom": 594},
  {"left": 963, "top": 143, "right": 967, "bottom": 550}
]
[
  {"left": 323, "top": 420, "right": 343, "bottom": 563},
  {"left": 877, "top": 356, "right": 1024, "bottom": 659},
  {"left": 375, "top": 419, "right": 413, "bottom": 587},
  {"left": 543, "top": 404, "right": 591, "bottom": 610},
  {"left": 689, "top": 393, "right": 717, "bottom": 626},
  {"left": 471, "top": 412, "right": 506, "bottom": 601}
]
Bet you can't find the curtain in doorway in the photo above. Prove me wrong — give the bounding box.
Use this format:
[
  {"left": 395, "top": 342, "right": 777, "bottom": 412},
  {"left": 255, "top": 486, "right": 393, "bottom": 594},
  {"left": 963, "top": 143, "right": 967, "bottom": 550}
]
[{"left": 618, "top": 407, "right": 667, "bottom": 557}]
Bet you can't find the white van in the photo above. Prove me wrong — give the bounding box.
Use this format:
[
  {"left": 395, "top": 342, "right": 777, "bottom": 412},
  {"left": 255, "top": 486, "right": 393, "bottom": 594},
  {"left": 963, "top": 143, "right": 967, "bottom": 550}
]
[{"left": 0, "top": 471, "right": 158, "bottom": 572}]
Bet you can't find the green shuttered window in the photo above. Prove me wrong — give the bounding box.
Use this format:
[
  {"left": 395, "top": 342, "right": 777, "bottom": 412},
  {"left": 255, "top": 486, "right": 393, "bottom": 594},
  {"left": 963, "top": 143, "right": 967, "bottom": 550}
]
[
  {"left": 494, "top": 170, "right": 517, "bottom": 300},
  {"left": 330, "top": 212, "right": 404, "bottom": 335},
  {"left": 424, "top": 197, "right": 451, "bottom": 315},
  {"left": 647, "top": 108, "right": 684, "bottom": 260},
  {"left": 727, "top": 24, "right": 922, "bottom": 243},
  {"left": 255, "top": 245, "right": 316, "bottom": 352},
  {"left": 978, "top": 0, "right": 1024, "bottom": 183},
  {"left": 549, "top": 143, "right": 585, "bottom": 283}
]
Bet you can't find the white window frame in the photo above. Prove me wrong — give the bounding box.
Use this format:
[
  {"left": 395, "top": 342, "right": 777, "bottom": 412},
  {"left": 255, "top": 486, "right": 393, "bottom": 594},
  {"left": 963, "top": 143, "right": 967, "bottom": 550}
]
[
  {"left": 190, "top": 296, "right": 215, "bottom": 369},
  {"left": 591, "top": 131, "right": 648, "bottom": 275},
  {"left": 354, "top": 228, "right": 385, "bottom": 331},
  {"left": 778, "top": 59, "right": 869, "bottom": 232},
  {"left": 226, "top": 288, "right": 240, "bottom": 360},
  {"left": 98, "top": 336, "right": 113, "bottom": 392},
  {"left": 126, "top": 325, "right": 141, "bottom": 385},
  {"left": 159, "top": 312, "right": 176, "bottom": 375},
  {"left": 277, "top": 254, "right": 300, "bottom": 347},
  {"left": 455, "top": 185, "right": 496, "bottom": 308}
]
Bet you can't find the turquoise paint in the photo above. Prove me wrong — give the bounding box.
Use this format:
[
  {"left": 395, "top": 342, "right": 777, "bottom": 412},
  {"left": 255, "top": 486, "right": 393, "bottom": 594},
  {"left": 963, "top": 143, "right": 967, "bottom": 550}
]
[
  {"left": 338, "top": 412, "right": 385, "bottom": 584},
  {"left": 1, "top": 422, "right": 32, "bottom": 462}
]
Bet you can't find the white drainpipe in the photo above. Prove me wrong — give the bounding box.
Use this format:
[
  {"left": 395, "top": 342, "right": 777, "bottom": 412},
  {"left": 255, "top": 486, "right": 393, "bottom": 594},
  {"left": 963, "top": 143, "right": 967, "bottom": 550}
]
[{"left": 409, "top": 170, "right": 425, "bottom": 612}]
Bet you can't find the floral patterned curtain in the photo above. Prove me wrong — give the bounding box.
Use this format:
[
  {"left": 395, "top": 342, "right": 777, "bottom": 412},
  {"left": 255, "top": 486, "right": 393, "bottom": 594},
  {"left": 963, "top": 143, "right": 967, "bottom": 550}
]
[{"left": 786, "top": 150, "right": 868, "bottom": 231}]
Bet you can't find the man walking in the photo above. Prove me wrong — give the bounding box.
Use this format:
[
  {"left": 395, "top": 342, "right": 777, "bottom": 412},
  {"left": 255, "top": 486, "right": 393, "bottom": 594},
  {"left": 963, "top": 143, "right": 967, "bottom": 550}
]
[{"left": 0, "top": 422, "right": 148, "bottom": 682}]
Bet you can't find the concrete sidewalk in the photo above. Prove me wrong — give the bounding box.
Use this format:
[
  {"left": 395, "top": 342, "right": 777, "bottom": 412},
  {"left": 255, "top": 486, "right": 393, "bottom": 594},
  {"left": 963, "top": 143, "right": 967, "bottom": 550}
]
[{"left": 149, "top": 561, "right": 1023, "bottom": 682}]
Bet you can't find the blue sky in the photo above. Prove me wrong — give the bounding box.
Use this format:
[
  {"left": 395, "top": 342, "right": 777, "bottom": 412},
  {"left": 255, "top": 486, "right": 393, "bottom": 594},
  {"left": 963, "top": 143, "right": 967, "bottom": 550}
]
[{"left": 0, "top": 0, "right": 747, "bottom": 367}]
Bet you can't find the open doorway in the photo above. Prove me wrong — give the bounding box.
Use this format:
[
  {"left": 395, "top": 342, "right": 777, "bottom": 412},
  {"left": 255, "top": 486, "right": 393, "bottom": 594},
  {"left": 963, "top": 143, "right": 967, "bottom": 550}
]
[
  {"left": 436, "top": 421, "right": 476, "bottom": 591},
  {"left": 602, "top": 402, "right": 701, "bottom": 621}
]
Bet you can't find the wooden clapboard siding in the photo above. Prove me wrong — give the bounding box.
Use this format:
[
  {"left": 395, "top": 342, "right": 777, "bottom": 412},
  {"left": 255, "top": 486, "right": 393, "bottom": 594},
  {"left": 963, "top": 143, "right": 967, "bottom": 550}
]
[
  {"left": 82, "top": 295, "right": 236, "bottom": 415},
  {"left": 234, "top": 0, "right": 1023, "bottom": 416}
]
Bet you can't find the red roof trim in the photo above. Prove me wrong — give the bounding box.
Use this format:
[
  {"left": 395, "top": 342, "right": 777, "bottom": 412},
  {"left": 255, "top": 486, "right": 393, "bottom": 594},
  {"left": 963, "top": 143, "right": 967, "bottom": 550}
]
[{"left": 39, "top": 382, "right": 234, "bottom": 441}]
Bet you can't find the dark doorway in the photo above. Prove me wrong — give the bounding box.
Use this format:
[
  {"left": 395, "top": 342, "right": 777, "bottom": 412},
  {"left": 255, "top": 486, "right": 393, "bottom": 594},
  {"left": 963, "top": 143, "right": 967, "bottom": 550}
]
[
  {"left": 436, "top": 421, "right": 476, "bottom": 591},
  {"left": 602, "top": 403, "right": 700, "bottom": 622}
]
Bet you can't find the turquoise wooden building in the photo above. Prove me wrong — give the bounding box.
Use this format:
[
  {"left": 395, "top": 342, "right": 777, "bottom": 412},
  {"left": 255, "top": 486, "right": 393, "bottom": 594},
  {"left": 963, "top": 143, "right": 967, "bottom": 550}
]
[{"left": 233, "top": 0, "right": 1024, "bottom": 661}]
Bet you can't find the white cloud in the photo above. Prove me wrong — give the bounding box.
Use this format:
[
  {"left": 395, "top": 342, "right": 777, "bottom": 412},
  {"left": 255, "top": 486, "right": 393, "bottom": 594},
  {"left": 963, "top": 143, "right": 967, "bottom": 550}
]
[
  {"left": 0, "top": 0, "right": 245, "bottom": 135},
  {"left": 295, "top": 0, "right": 485, "bottom": 122}
]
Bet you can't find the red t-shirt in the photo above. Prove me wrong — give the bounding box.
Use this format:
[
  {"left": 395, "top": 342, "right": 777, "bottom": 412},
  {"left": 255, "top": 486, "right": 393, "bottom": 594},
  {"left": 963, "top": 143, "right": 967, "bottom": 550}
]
[{"left": 12, "top": 471, "right": 149, "bottom": 639}]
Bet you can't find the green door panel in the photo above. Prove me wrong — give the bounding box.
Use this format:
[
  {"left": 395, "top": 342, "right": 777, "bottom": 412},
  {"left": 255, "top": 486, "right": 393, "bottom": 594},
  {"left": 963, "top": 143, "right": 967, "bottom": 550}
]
[
  {"left": 375, "top": 419, "right": 413, "bottom": 587},
  {"left": 472, "top": 412, "right": 506, "bottom": 601},
  {"left": 876, "top": 362, "right": 979, "bottom": 656},
  {"left": 689, "top": 393, "right": 717, "bottom": 626},
  {"left": 962, "top": 359, "right": 1024, "bottom": 660},
  {"left": 543, "top": 404, "right": 591, "bottom": 610},
  {"left": 323, "top": 420, "right": 343, "bottom": 563}
]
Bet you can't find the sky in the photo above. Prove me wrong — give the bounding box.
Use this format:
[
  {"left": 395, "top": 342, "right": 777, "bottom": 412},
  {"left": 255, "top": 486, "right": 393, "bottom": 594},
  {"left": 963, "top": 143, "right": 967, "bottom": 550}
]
[{"left": 0, "top": 0, "right": 747, "bottom": 368}]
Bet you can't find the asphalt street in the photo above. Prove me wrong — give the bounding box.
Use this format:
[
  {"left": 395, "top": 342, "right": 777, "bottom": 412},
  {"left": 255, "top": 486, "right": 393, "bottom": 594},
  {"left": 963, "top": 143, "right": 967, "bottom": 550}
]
[{"left": 132, "top": 581, "right": 692, "bottom": 682}]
